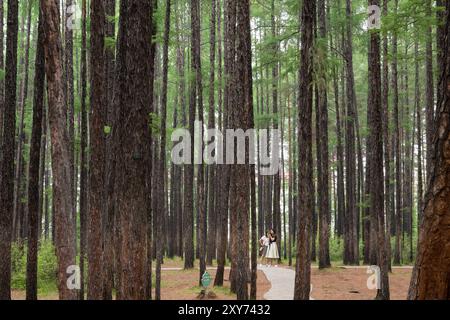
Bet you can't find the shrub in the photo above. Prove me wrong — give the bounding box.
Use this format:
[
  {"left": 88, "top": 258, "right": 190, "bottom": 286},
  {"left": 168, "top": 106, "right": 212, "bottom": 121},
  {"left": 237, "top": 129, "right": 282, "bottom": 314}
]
[{"left": 11, "top": 240, "right": 58, "bottom": 294}]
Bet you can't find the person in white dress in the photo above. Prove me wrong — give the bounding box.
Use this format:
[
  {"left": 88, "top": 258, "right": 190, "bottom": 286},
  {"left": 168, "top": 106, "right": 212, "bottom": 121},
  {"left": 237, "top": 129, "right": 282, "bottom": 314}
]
[
  {"left": 259, "top": 232, "right": 270, "bottom": 266},
  {"left": 265, "top": 229, "right": 280, "bottom": 267}
]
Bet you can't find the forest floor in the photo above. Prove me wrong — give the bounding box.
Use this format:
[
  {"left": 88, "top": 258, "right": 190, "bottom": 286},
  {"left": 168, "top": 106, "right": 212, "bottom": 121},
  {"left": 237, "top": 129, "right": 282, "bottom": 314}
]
[
  {"left": 10, "top": 258, "right": 412, "bottom": 300},
  {"left": 289, "top": 265, "right": 412, "bottom": 300}
]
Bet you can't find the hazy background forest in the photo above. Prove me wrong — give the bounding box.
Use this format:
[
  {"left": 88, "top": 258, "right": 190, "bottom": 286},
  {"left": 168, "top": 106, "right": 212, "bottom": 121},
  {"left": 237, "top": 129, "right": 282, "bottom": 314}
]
[{"left": 0, "top": 0, "right": 449, "bottom": 301}]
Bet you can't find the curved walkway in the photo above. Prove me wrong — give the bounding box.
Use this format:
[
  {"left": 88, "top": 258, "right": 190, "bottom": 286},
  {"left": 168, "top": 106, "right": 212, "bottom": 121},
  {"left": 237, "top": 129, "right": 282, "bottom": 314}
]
[{"left": 258, "top": 265, "right": 298, "bottom": 300}]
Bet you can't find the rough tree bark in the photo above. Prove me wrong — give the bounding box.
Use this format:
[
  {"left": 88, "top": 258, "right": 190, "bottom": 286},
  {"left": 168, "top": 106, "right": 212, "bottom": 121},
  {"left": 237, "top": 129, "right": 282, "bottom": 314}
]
[
  {"left": 116, "top": 0, "right": 152, "bottom": 300},
  {"left": 88, "top": 0, "right": 106, "bottom": 300},
  {"left": 79, "top": 0, "right": 88, "bottom": 300},
  {"left": 26, "top": 5, "right": 45, "bottom": 301},
  {"left": 0, "top": 0, "right": 19, "bottom": 300},
  {"left": 232, "top": 0, "right": 252, "bottom": 300},
  {"left": 408, "top": 2, "right": 450, "bottom": 299},
  {"left": 294, "top": 0, "right": 314, "bottom": 300},
  {"left": 367, "top": 0, "right": 390, "bottom": 299},
  {"left": 41, "top": 0, "right": 77, "bottom": 300},
  {"left": 65, "top": 0, "right": 75, "bottom": 231},
  {"left": 102, "top": 0, "right": 116, "bottom": 300},
  {"left": 317, "top": 0, "right": 331, "bottom": 269}
]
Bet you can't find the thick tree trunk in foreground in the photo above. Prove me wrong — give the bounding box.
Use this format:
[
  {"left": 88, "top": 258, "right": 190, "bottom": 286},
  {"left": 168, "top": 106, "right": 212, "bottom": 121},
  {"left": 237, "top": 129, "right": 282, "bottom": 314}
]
[
  {"left": 232, "top": 0, "right": 252, "bottom": 300},
  {"left": 116, "top": 0, "right": 152, "bottom": 300},
  {"left": 26, "top": 6, "right": 45, "bottom": 301},
  {"left": 41, "top": 0, "right": 77, "bottom": 300},
  {"left": 102, "top": 0, "right": 116, "bottom": 300},
  {"left": 88, "top": 0, "right": 106, "bottom": 300},
  {"left": 408, "top": 3, "right": 450, "bottom": 300},
  {"left": 294, "top": 0, "right": 314, "bottom": 300},
  {"left": 0, "top": 0, "right": 19, "bottom": 301},
  {"left": 79, "top": 0, "right": 88, "bottom": 300}
]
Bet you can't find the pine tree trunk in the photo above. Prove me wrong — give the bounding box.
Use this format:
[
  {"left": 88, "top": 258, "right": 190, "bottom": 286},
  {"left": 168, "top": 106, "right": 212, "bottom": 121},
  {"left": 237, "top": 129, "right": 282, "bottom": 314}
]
[
  {"left": 102, "top": 0, "right": 116, "bottom": 301},
  {"left": 174, "top": 1, "right": 185, "bottom": 258},
  {"left": 294, "top": 0, "right": 314, "bottom": 300},
  {"left": 317, "top": 0, "right": 331, "bottom": 269},
  {"left": 0, "top": 0, "right": 4, "bottom": 150},
  {"left": 402, "top": 43, "right": 413, "bottom": 262},
  {"left": 13, "top": 2, "right": 31, "bottom": 242},
  {"left": 206, "top": 0, "right": 217, "bottom": 267},
  {"left": 271, "top": 0, "right": 282, "bottom": 252},
  {"left": 183, "top": 0, "right": 196, "bottom": 269},
  {"left": 41, "top": 0, "right": 77, "bottom": 300},
  {"left": 368, "top": 0, "right": 390, "bottom": 299},
  {"left": 79, "top": 0, "right": 88, "bottom": 300},
  {"left": 156, "top": 0, "right": 171, "bottom": 300},
  {"left": 26, "top": 5, "right": 45, "bottom": 300},
  {"left": 425, "top": 0, "right": 435, "bottom": 180},
  {"left": 190, "top": 0, "right": 207, "bottom": 286},
  {"left": 64, "top": 0, "right": 75, "bottom": 236},
  {"left": 145, "top": 0, "right": 157, "bottom": 300},
  {"left": 116, "top": 0, "right": 152, "bottom": 300},
  {"left": 232, "top": 0, "right": 252, "bottom": 300},
  {"left": 414, "top": 37, "right": 424, "bottom": 225},
  {"left": 333, "top": 51, "right": 345, "bottom": 239},
  {"left": 408, "top": 3, "right": 450, "bottom": 299},
  {"left": 288, "top": 100, "right": 293, "bottom": 266},
  {"left": 214, "top": 0, "right": 235, "bottom": 286},
  {"left": 0, "top": 0, "right": 19, "bottom": 300},
  {"left": 343, "top": 0, "right": 359, "bottom": 265},
  {"left": 392, "top": 0, "right": 402, "bottom": 265},
  {"left": 87, "top": 0, "right": 106, "bottom": 300},
  {"left": 382, "top": 0, "right": 392, "bottom": 271}
]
